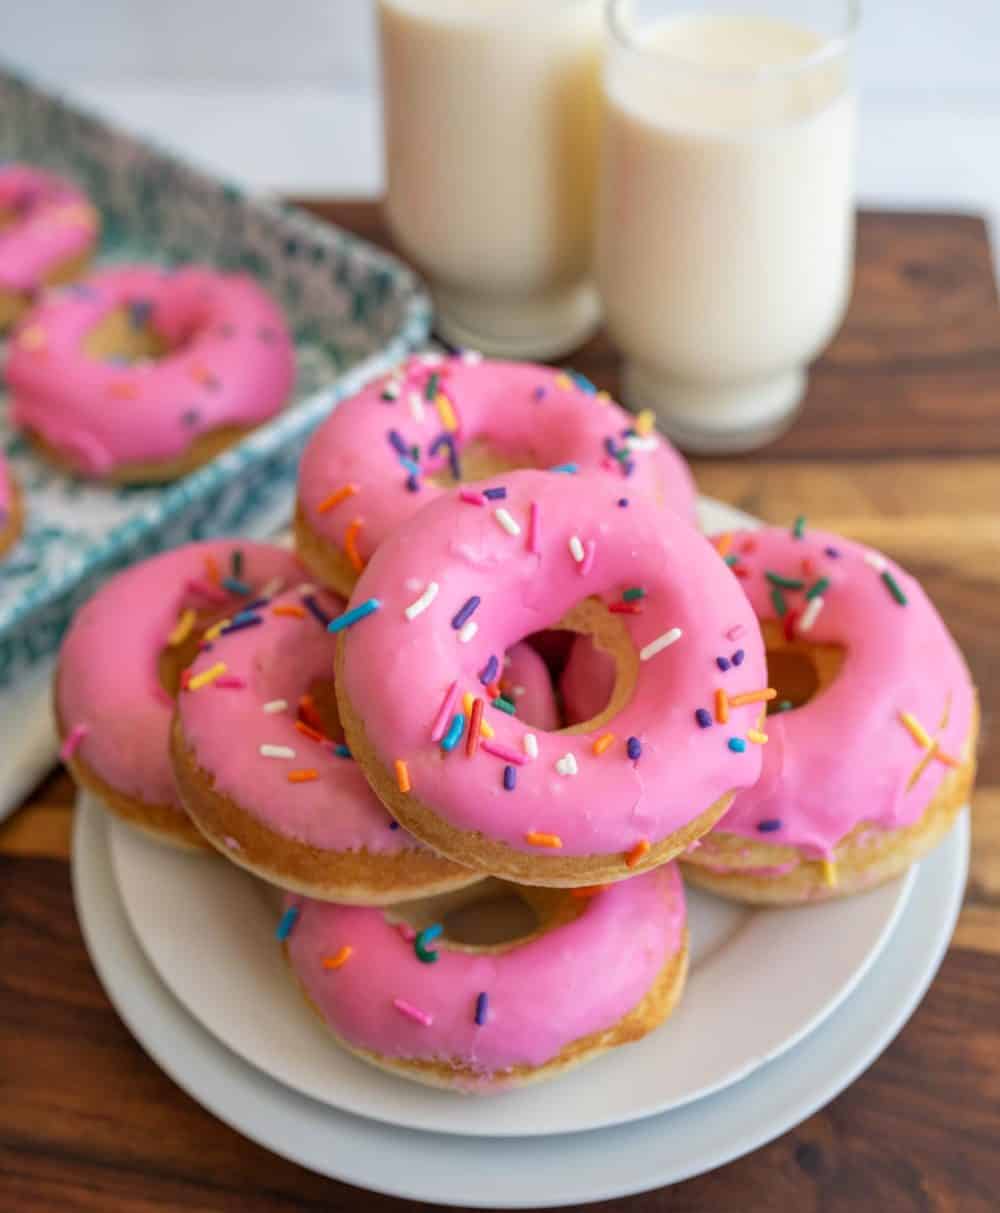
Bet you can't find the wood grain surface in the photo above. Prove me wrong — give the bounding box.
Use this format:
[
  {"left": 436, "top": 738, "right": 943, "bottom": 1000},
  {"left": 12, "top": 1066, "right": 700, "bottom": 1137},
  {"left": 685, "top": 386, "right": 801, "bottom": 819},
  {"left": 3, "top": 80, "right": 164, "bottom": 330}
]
[{"left": 2, "top": 202, "right": 998, "bottom": 1212}]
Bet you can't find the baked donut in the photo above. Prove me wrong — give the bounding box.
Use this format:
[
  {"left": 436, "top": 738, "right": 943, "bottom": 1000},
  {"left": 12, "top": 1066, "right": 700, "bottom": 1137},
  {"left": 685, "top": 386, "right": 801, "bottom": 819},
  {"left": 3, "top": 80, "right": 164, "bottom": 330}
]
[
  {"left": 0, "top": 454, "right": 23, "bottom": 559},
  {"left": 567, "top": 524, "right": 978, "bottom": 902},
  {"left": 0, "top": 164, "right": 99, "bottom": 331},
  {"left": 333, "top": 469, "right": 767, "bottom": 886},
  {"left": 295, "top": 353, "right": 696, "bottom": 595},
  {"left": 281, "top": 862, "right": 688, "bottom": 1092},
  {"left": 7, "top": 264, "right": 294, "bottom": 482},
  {"left": 56, "top": 541, "right": 305, "bottom": 849}
]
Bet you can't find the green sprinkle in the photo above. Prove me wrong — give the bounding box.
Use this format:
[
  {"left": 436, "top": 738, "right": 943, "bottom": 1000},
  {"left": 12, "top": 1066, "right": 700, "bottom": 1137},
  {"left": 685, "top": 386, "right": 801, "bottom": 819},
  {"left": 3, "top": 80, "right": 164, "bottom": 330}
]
[
  {"left": 622, "top": 587, "right": 647, "bottom": 602},
  {"left": 771, "top": 586, "right": 787, "bottom": 617},
  {"left": 765, "top": 571, "right": 805, "bottom": 590},
  {"left": 881, "top": 570, "right": 908, "bottom": 605},
  {"left": 425, "top": 371, "right": 440, "bottom": 401},
  {"left": 805, "top": 576, "right": 830, "bottom": 600},
  {"left": 724, "top": 554, "right": 740, "bottom": 567},
  {"left": 792, "top": 515, "right": 807, "bottom": 539},
  {"left": 493, "top": 696, "right": 517, "bottom": 715}
]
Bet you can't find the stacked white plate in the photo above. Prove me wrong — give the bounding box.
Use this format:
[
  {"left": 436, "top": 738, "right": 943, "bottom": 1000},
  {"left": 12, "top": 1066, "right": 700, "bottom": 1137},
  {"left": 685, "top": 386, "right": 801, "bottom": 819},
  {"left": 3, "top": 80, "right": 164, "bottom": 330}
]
[{"left": 70, "top": 499, "right": 970, "bottom": 1206}]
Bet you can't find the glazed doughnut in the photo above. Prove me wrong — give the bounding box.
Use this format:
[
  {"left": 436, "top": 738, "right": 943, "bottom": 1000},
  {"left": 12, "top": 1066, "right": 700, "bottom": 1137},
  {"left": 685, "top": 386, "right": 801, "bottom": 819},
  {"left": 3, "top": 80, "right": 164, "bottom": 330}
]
[
  {"left": 0, "top": 164, "right": 99, "bottom": 330},
  {"left": 281, "top": 863, "right": 688, "bottom": 1092},
  {"left": 0, "top": 454, "right": 23, "bottom": 559},
  {"left": 333, "top": 468, "right": 767, "bottom": 886},
  {"left": 173, "top": 592, "right": 564, "bottom": 902},
  {"left": 56, "top": 541, "right": 305, "bottom": 849},
  {"left": 565, "top": 523, "right": 978, "bottom": 903},
  {"left": 7, "top": 264, "right": 294, "bottom": 482},
  {"left": 295, "top": 353, "right": 696, "bottom": 595}
]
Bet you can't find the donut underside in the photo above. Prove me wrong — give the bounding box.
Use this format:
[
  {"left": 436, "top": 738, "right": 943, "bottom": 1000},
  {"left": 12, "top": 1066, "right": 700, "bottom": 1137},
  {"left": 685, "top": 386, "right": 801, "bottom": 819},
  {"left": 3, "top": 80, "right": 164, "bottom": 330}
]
[
  {"left": 0, "top": 475, "right": 24, "bottom": 558},
  {"left": 0, "top": 248, "right": 93, "bottom": 331},
  {"left": 293, "top": 503, "right": 359, "bottom": 598},
  {"left": 170, "top": 716, "right": 480, "bottom": 905}
]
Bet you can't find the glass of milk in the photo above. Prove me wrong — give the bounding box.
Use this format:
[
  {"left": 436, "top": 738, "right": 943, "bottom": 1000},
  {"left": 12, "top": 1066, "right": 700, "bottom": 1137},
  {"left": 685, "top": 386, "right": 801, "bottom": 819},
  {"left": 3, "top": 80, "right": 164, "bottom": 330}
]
[
  {"left": 597, "top": 0, "right": 858, "bottom": 452},
  {"left": 378, "top": 0, "right": 604, "bottom": 359}
]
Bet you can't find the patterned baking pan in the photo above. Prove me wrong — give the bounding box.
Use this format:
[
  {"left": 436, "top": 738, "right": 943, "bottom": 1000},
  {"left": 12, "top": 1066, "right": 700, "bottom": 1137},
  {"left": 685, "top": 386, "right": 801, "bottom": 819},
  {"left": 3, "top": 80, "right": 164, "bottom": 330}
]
[{"left": 0, "top": 66, "right": 431, "bottom": 687}]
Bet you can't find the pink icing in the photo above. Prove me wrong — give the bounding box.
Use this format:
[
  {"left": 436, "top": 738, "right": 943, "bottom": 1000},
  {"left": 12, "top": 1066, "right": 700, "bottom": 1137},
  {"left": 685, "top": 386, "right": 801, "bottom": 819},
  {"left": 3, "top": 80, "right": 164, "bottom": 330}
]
[
  {"left": 297, "top": 354, "right": 696, "bottom": 568},
  {"left": 7, "top": 264, "right": 294, "bottom": 476},
  {"left": 0, "top": 164, "right": 98, "bottom": 293},
  {"left": 284, "top": 862, "right": 685, "bottom": 1081},
  {"left": 337, "top": 469, "right": 766, "bottom": 857},
  {"left": 56, "top": 541, "right": 305, "bottom": 812}
]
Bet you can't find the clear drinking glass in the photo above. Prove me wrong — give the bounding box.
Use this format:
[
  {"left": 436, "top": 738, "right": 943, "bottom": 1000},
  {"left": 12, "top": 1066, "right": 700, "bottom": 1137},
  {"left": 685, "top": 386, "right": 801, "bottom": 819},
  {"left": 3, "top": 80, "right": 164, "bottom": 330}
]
[
  {"left": 378, "top": 0, "right": 604, "bottom": 359},
  {"left": 597, "top": 0, "right": 858, "bottom": 452}
]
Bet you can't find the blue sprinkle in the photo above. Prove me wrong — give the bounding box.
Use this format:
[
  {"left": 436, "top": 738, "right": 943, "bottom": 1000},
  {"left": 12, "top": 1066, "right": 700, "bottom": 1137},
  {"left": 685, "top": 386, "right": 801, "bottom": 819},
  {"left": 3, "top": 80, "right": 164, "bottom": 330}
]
[
  {"left": 503, "top": 764, "right": 516, "bottom": 791},
  {"left": 728, "top": 737, "right": 747, "bottom": 753},
  {"left": 569, "top": 370, "right": 597, "bottom": 394},
  {"left": 219, "top": 615, "right": 263, "bottom": 636},
  {"left": 399, "top": 456, "right": 421, "bottom": 478},
  {"left": 474, "top": 991, "right": 489, "bottom": 1026},
  {"left": 276, "top": 906, "right": 299, "bottom": 941},
  {"left": 387, "top": 429, "right": 409, "bottom": 455},
  {"left": 617, "top": 498, "right": 629, "bottom": 508},
  {"left": 328, "top": 598, "right": 381, "bottom": 633},
  {"left": 415, "top": 923, "right": 444, "bottom": 964},
  {"left": 440, "top": 714, "right": 465, "bottom": 752},
  {"left": 626, "top": 736, "right": 642, "bottom": 761},
  {"left": 825, "top": 546, "right": 841, "bottom": 558},
  {"left": 732, "top": 649, "right": 745, "bottom": 667},
  {"left": 480, "top": 655, "right": 499, "bottom": 685},
  {"left": 695, "top": 708, "right": 712, "bottom": 729},
  {"left": 549, "top": 463, "right": 578, "bottom": 474},
  {"left": 716, "top": 656, "right": 731, "bottom": 671},
  {"left": 451, "top": 595, "right": 481, "bottom": 629},
  {"left": 483, "top": 486, "right": 507, "bottom": 500},
  {"left": 222, "top": 577, "right": 251, "bottom": 597},
  {"left": 303, "top": 595, "right": 331, "bottom": 627},
  {"left": 405, "top": 475, "right": 420, "bottom": 492},
  {"left": 334, "top": 744, "right": 352, "bottom": 759},
  {"left": 419, "top": 923, "right": 443, "bottom": 944},
  {"left": 757, "top": 819, "right": 782, "bottom": 833},
  {"left": 389, "top": 820, "right": 400, "bottom": 829}
]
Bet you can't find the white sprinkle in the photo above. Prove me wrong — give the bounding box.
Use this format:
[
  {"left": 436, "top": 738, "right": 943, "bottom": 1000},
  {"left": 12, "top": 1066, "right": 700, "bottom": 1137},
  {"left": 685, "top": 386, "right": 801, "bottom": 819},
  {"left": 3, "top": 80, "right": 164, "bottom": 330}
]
[
  {"left": 626, "top": 435, "right": 659, "bottom": 453},
  {"left": 297, "top": 582, "right": 318, "bottom": 598},
  {"left": 512, "top": 685, "right": 525, "bottom": 698},
  {"left": 382, "top": 380, "right": 400, "bottom": 399},
  {"left": 404, "top": 580, "right": 439, "bottom": 620},
  {"left": 495, "top": 508, "right": 521, "bottom": 536},
  {"left": 262, "top": 699, "right": 289, "bottom": 715},
  {"left": 420, "top": 352, "right": 443, "bottom": 367},
  {"left": 259, "top": 577, "right": 285, "bottom": 599},
  {"left": 798, "top": 596, "right": 825, "bottom": 633},
  {"left": 462, "top": 349, "right": 483, "bottom": 364},
  {"left": 524, "top": 733, "right": 539, "bottom": 760},
  {"left": 639, "top": 627, "right": 683, "bottom": 661},
  {"left": 556, "top": 753, "right": 579, "bottom": 777},
  {"left": 569, "top": 535, "right": 585, "bottom": 563},
  {"left": 408, "top": 390, "right": 425, "bottom": 423},
  {"left": 459, "top": 620, "right": 479, "bottom": 644},
  {"left": 260, "top": 745, "right": 296, "bottom": 759},
  {"left": 864, "top": 551, "right": 887, "bottom": 572}
]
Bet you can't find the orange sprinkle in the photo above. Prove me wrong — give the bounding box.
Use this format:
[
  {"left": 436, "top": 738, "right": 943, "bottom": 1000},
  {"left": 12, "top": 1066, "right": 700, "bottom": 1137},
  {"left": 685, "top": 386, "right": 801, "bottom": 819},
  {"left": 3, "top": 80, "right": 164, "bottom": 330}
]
[
  {"left": 322, "top": 946, "right": 354, "bottom": 971},
  {"left": 715, "top": 689, "right": 729, "bottom": 724},
  {"left": 592, "top": 732, "right": 616, "bottom": 756},
  {"left": 802, "top": 557, "right": 815, "bottom": 578},
  {"left": 525, "top": 831, "right": 563, "bottom": 849},
  {"left": 344, "top": 517, "right": 365, "bottom": 573},
  {"left": 205, "top": 555, "right": 221, "bottom": 584},
  {"left": 625, "top": 839, "right": 651, "bottom": 868},
  {"left": 299, "top": 695, "right": 324, "bottom": 732},
  {"left": 295, "top": 720, "right": 326, "bottom": 744},
  {"left": 747, "top": 729, "right": 769, "bottom": 745},
  {"left": 395, "top": 759, "right": 411, "bottom": 793},
  {"left": 273, "top": 604, "right": 306, "bottom": 619},
  {"left": 318, "top": 483, "right": 359, "bottom": 513},
  {"left": 288, "top": 769, "right": 319, "bottom": 783},
  {"left": 486, "top": 681, "right": 501, "bottom": 700},
  {"left": 108, "top": 380, "right": 138, "bottom": 400},
  {"left": 934, "top": 748, "right": 960, "bottom": 768},
  {"left": 714, "top": 533, "right": 732, "bottom": 558},
  {"left": 571, "top": 885, "right": 610, "bottom": 899},
  {"left": 729, "top": 688, "right": 777, "bottom": 707}
]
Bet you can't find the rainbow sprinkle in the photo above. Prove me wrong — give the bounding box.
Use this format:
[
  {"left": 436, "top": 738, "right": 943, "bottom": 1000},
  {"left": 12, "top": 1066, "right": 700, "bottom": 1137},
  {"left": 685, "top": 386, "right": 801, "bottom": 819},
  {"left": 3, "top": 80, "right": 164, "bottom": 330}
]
[
  {"left": 528, "top": 501, "right": 541, "bottom": 554},
  {"left": 436, "top": 394, "right": 459, "bottom": 432},
  {"left": 459, "top": 488, "right": 487, "bottom": 507},
  {"left": 766, "top": 571, "right": 804, "bottom": 590},
  {"left": 568, "top": 535, "right": 585, "bottom": 563},
  {"left": 482, "top": 739, "right": 527, "bottom": 766},
  {"left": 592, "top": 732, "right": 615, "bottom": 756},
  {"left": 394, "top": 998, "right": 433, "bottom": 1027},
  {"left": 555, "top": 754, "right": 579, "bottom": 777},
  {"left": 729, "top": 688, "right": 777, "bottom": 707},
  {"left": 288, "top": 769, "right": 319, "bottom": 783},
  {"left": 276, "top": 906, "right": 299, "bottom": 941},
  {"left": 344, "top": 518, "right": 365, "bottom": 573},
  {"left": 757, "top": 819, "right": 782, "bottom": 833},
  {"left": 792, "top": 515, "right": 807, "bottom": 539},
  {"left": 503, "top": 764, "right": 517, "bottom": 791},
  {"left": 695, "top": 708, "right": 712, "bottom": 729},
  {"left": 168, "top": 608, "right": 197, "bottom": 647},
  {"left": 627, "top": 736, "right": 642, "bottom": 762},
  {"left": 467, "top": 699, "right": 485, "bottom": 756},
  {"left": 495, "top": 507, "right": 521, "bottom": 536},
  {"left": 715, "top": 690, "right": 729, "bottom": 723},
  {"left": 805, "top": 576, "right": 830, "bottom": 600},
  {"left": 523, "top": 733, "right": 539, "bottom": 760},
  {"left": 451, "top": 595, "right": 481, "bottom": 630},
  {"left": 747, "top": 729, "right": 769, "bottom": 745},
  {"left": 327, "top": 598, "right": 381, "bottom": 633},
  {"left": 899, "top": 711, "right": 933, "bottom": 750},
  {"left": 479, "top": 655, "right": 499, "bottom": 685},
  {"left": 263, "top": 700, "right": 288, "bottom": 714},
  {"left": 728, "top": 738, "right": 747, "bottom": 753},
  {"left": 431, "top": 681, "right": 460, "bottom": 741},
  {"left": 820, "top": 859, "right": 838, "bottom": 888},
  {"left": 261, "top": 744, "right": 295, "bottom": 760},
  {"left": 622, "top": 587, "right": 646, "bottom": 602},
  {"left": 440, "top": 714, "right": 465, "bottom": 752},
  {"left": 881, "top": 570, "right": 908, "bottom": 605},
  {"left": 798, "top": 596, "right": 825, "bottom": 633}
]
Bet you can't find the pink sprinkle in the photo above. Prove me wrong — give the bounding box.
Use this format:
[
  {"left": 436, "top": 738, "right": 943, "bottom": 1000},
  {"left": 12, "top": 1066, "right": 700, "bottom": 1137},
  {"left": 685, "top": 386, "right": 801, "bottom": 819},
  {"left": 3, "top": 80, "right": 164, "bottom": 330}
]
[
  {"left": 223, "top": 836, "right": 242, "bottom": 851},
  {"left": 528, "top": 501, "right": 541, "bottom": 555},
  {"left": 430, "top": 680, "right": 459, "bottom": 742},
  {"left": 481, "top": 739, "right": 528, "bottom": 766},
  {"left": 214, "top": 676, "right": 247, "bottom": 689},
  {"left": 726, "top": 624, "right": 746, "bottom": 642},
  {"left": 394, "top": 997, "right": 433, "bottom": 1027},
  {"left": 579, "top": 539, "right": 597, "bottom": 576},
  {"left": 397, "top": 923, "right": 417, "bottom": 941},
  {"left": 185, "top": 577, "right": 228, "bottom": 604},
  {"left": 59, "top": 723, "right": 89, "bottom": 762},
  {"left": 459, "top": 489, "right": 487, "bottom": 507}
]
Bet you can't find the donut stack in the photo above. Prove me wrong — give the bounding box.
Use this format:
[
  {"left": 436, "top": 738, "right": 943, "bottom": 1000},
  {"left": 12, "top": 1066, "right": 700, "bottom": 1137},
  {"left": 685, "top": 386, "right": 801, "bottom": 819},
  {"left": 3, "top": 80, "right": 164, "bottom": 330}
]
[{"left": 55, "top": 353, "right": 977, "bottom": 1095}]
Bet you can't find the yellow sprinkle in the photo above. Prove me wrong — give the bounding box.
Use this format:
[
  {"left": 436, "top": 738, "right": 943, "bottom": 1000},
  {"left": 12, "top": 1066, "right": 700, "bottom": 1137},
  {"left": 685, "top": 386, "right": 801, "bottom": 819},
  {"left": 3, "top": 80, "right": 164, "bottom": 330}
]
[
  {"left": 899, "top": 711, "right": 933, "bottom": 751},
  {"left": 435, "top": 393, "right": 459, "bottom": 433},
  {"left": 592, "top": 732, "right": 616, "bottom": 756},
  {"left": 318, "top": 483, "right": 359, "bottom": 513},
  {"left": 202, "top": 618, "right": 231, "bottom": 642},
  {"left": 187, "top": 661, "right": 227, "bottom": 691},
  {"left": 820, "top": 860, "right": 838, "bottom": 888},
  {"left": 462, "top": 692, "right": 494, "bottom": 737},
  {"left": 526, "top": 831, "right": 562, "bottom": 849},
  {"left": 167, "top": 608, "right": 197, "bottom": 647},
  {"left": 322, "top": 946, "right": 354, "bottom": 971},
  {"left": 394, "top": 759, "right": 411, "bottom": 794},
  {"left": 625, "top": 839, "right": 651, "bottom": 868},
  {"left": 595, "top": 390, "right": 612, "bottom": 405},
  {"left": 634, "top": 409, "right": 656, "bottom": 436},
  {"left": 747, "top": 729, "right": 769, "bottom": 745},
  {"left": 19, "top": 325, "right": 46, "bottom": 352},
  {"left": 554, "top": 373, "right": 573, "bottom": 391}
]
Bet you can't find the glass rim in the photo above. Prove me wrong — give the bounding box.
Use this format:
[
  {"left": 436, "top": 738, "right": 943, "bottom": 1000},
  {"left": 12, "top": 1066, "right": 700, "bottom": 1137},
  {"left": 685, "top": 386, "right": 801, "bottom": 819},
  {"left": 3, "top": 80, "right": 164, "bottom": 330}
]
[{"left": 605, "top": 0, "right": 860, "bottom": 79}]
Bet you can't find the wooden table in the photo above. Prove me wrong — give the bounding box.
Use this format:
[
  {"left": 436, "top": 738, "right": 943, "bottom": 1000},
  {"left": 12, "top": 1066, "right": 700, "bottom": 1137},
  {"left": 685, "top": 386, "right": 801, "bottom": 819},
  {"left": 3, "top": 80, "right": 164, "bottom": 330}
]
[{"left": 2, "top": 203, "right": 998, "bottom": 1212}]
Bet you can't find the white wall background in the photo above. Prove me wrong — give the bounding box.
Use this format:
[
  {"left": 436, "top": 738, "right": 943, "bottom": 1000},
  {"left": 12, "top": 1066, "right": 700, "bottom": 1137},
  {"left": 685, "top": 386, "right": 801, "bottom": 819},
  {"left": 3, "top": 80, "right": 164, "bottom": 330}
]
[{"left": 4, "top": 1, "right": 1000, "bottom": 227}]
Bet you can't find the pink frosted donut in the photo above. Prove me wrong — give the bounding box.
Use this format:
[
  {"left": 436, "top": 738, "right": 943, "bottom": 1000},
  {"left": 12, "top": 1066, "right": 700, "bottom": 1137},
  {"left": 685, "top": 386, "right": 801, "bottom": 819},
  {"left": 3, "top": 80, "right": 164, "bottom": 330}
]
[
  {"left": 56, "top": 541, "right": 306, "bottom": 849},
  {"left": 282, "top": 862, "right": 688, "bottom": 1092},
  {"left": 0, "top": 164, "right": 99, "bottom": 328},
  {"left": 333, "top": 469, "right": 767, "bottom": 886},
  {"left": 7, "top": 264, "right": 294, "bottom": 482},
  {"left": 174, "top": 591, "right": 553, "bottom": 903},
  {"left": 295, "top": 353, "right": 696, "bottom": 595},
  {"left": 0, "top": 453, "right": 22, "bottom": 558}
]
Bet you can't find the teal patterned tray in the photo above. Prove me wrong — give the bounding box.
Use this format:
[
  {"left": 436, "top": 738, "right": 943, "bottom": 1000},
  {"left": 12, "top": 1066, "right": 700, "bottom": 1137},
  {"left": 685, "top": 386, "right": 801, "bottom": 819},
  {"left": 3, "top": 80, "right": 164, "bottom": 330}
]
[{"left": 0, "top": 67, "right": 431, "bottom": 687}]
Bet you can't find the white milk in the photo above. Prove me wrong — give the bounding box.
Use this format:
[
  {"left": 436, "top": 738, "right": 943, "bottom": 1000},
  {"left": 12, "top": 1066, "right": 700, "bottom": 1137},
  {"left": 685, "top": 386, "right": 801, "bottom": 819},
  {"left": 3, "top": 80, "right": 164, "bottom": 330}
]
[
  {"left": 597, "top": 12, "right": 856, "bottom": 451},
  {"left": 379, "top": 0, "right": 604, "bottom": 357}
]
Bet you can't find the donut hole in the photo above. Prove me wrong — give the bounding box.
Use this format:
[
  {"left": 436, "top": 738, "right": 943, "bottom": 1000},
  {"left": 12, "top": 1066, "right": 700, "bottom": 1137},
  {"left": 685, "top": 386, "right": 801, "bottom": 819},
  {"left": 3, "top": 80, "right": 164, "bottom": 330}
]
[
  {"left": 762, "top": 622, "right": 845, "bottom": 714},
  {"left": 516, "top": 628, "right": 619, "bottom": 730},
  {"left": 83, "top": 305, "right": 171, "bottom": 366},
  {"left": 158, "top": 616, "right": 216, "bottom": 697},
  {"left": 425, "top": 438, "right": 533, "bottom": 489},
  {"left": 300, "top": 677, "right": 346, "bottom": 744}
]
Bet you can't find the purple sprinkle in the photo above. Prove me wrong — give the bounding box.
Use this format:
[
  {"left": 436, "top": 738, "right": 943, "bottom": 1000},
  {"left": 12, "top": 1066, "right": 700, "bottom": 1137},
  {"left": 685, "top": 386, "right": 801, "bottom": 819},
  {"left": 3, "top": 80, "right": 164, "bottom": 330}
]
[
  {"left": 716, "top": 656, "right": 731, "bottom": 671},
  {"left": 451, "top": 595, "right": 481, "bottom": 630},
  {"left": 617, "top": 498, "right": 629, "bottom": 508},
  {"left": 503, "top": 764, "right": 516, "bottom": 791},
  {"left": 303, "top": 595, "right": 331, "bottom": 627},
  {"left": 626, "top": 736, "right": 642, "bottom": 761},
  {"left": 533, "top": 386, "right": 547, "bottom": 401},
  {"left": 475, "top": 991, "right": 489, "bottom": 1026},
  {"left": 695, "top": 708, "right": 712, "bottom": 729},
  {"left": 483, "top": 487, "right": 507, "bottom": 500},
  {"left": 757, "top": 819, "right": 782, "bottom": 833},
  {"left": 389, "top": 820, "right": 400, "bottom": 830},
  {"left": 181, "top": 408, "right": 201, "bottom": 427},
  {"left": 603, "top": 437, "right": 619, "bottom": 457},
  {"left": 388, "top": 429, "right": 409, "bottom": 455},
  {"left": 825, "top": 546, "right": 841, "bottom": 558},
  {"left": 480, "top": 655, "right": 499, "bottom": 685},
  {"left": 732, "top": 649, "right": 745, "bottom": 667},
  {"left": 406, "top": 475, "right": 420, "bottom": 493},
  {"left": 219, "top": 615, "right": 264, "bottom": 636},
  {"left": 622, "top": 459, "right": 635, "bottom": 477}
]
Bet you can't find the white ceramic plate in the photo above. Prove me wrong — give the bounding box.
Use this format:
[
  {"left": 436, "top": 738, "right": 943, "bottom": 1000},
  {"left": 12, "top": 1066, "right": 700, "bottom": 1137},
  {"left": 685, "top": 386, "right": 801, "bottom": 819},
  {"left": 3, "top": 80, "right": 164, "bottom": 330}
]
[{"left": 74, "top": 797, "right": 969, "bottom": 1206}]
